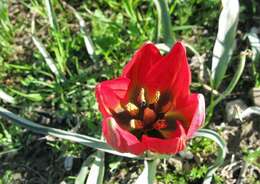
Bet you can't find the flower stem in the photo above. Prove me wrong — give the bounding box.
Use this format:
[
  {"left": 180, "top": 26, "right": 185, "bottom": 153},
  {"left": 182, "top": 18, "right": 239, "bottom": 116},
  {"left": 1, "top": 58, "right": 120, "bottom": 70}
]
[
  {"left": 146, "top": 159, "right": 158, "bottom": 184},
  {"left": 134, "top": 158, "right": 159, "bottom": 184},
  {"left": 153, "top": 0, "right": 173, "bottom": 46}
]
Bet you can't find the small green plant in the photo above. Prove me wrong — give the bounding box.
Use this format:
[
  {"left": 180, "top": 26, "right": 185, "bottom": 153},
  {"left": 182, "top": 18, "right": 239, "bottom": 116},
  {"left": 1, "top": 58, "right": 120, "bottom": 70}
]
[
  {"left": 0, "top": 0, "right": 14, "bottom": 61},
  {"left": 244, "top": 148, "right": 260, "bottom": 168},
  {"left": 0, "top": 170, "right": 14, "bottom": 184}
]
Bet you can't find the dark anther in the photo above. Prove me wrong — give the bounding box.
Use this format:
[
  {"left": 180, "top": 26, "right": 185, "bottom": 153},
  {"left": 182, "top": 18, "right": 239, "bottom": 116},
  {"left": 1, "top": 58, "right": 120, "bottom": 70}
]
[
  {"left": 149, "top": 104, "right": 155, "bottom": 109},
  {"left": 157, "top": 113, "right": 165, "bottom": 119}
]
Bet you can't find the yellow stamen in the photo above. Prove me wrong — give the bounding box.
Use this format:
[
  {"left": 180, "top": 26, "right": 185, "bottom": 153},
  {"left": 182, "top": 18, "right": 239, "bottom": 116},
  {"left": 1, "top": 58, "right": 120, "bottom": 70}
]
[
  {"left": 114, "top": 105, "right": 125, "bottom": 114},
  {"left": 125, "top": 102, "right": 139, "bottom": 116},
  {"left": 151, "top": 91, "right": 160, "bottom": 104},
  {"left": 140, "top": 88, "right": 146, "bottom": 104},
  {"left": 130, "top": 119, "right": 143, "bottom": 129}
]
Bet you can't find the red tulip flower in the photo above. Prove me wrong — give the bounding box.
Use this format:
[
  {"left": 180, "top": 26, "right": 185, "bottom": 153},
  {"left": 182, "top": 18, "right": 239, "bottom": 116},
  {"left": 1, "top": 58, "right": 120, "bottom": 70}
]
[{"left": 96, "top": 42, "right": 205, "bottom": 155}]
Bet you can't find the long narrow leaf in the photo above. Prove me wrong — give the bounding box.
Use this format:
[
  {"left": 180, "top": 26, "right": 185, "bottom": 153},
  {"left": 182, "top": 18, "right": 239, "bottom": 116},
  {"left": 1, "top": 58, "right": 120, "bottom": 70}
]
[
  {"left": 194, "top": 129, "right": 227, "bottom": 184},
  {"left": 123, "top": 0, "right": 137, "bottom": 22},
  {"left": 153, "top": 0, "right": 173, "bottom": 46},
  {"left": 213, "top": 51, "right": 246, "bottom": 106},
  {"left": 248, "top": 27, "right": 260, "bottom": 61},
  {"left": 62, "top": 2, "right": 96, "bottom": 62},
  {"left": 31, "top": 3, "right": 63, "bottom": 81},
  {"left": 211, "top": 0, "right": 239, "bottom": 88},
  {"left": 32, "top": 35, "right": 62, "bottom": 80},
  {"left": 44, "top": 0, "right": 58, "bottom": 31},
  {"left": 8, "top": 88, "right": 43, "bottom": 102},
  {"left": 248, "top": 27, "right": 260, "bottom": 86},
  {"left": 0, "top": 147, "right": 21, "bottom": 157},
  {"left": 0, "top": 106, "right": 140, "bottom": 159},
  {"left": 75, "top": 154, "right": 95, "bottom": 184},
  {"left": 86, "top": 151, "right": 105, "bottom": 184},
  {"left": 205, "top": 50, "right": 247, "bottom": 125}
]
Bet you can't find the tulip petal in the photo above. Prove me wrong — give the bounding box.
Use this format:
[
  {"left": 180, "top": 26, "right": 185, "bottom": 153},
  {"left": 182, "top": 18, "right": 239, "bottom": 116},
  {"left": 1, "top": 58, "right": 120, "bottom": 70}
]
[
  {"left": 174, "top": 94, "right": 205, "bottom": 138},
  {"left": 102, "top": 117, "right": 146, "bottom": 155},
  {"left": 122, "top": 43, "right": 162, "bottom": 85},
  {"left": 141, "top": 121, "right": 186, "bottom": 154},
  {"left": 145, "top": 42, "right": 191, "bottom": 101},
  {"left": 186, "top": 94, "right": 205, "bottom": 138},
  {"left": 95, "top": 77, "right": 130, "bottom": 117}
]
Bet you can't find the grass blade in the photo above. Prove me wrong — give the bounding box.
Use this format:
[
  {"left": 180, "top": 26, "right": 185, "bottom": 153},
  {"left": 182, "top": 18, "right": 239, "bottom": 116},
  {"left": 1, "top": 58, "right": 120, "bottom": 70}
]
[
  {"left": 0, "top": 106, "right": 140, "bottom": 159},
  {"left": 194, "top": 129, "right": 227, "bottom": 184},
  {"left": 8, "top": 88, "right": 43, "bottom": 102},
  {"left": 62, "top": 2, "right": 96, "bottom": 62},
  {"left": 123, "top": 0, "right": 137, "bottom": 22},
  {"left": 32, "top": 35, "right": 62, "bottom": 80},
  {"left": 211, "top": 0, "right": 239, "bottom": 88},
  {"left": 0, "top": 147, "right": 22, "bottom": 158},
  {"left": 31, "top": 14, "right": 62, "bottom": 81},
  {"left": 44, "top": 0, "right": 58, "bottom": 31}
]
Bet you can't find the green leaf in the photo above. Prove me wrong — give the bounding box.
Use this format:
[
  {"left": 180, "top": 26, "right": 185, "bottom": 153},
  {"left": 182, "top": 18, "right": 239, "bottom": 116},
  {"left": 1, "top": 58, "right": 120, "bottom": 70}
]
[
  {"left": 0, "top": 147, "right": 21, "bottom": 158},
  {"left": 0, "top": 106, "right": 140, "bottom": 159},
  {"left": 44, "top": 0, "right": 58, "bottom": 31},
  {"left": 86, "top": 151, "right": 105, "bottom": 184},
  {"left": 123, "top": 0, "right": 137, "bottom": 22},
  {"left": 31, "top": 34, "right": 62, "bottom": 81},
  {"left": 75, "top": 154, "right": 96, "bottom": 184},
  {"left": 9, "top": 88, "right": 43, "bottom": 102},
  {"left": 206, "top": 51, "right": 246, "bottom": 126},
  {"left": 0, "top": 89, "right": 15, "bottom": 104},
  {"left": 134, "top": 159, "right": 158, "bottom": 184},
  {"left": 244, "top": 149, "right": 260, "bottom": 168},
  {"left": 213, "top": 51, "right": 246, "bottom": 107},
  {"left": 247, "top": 27, "right": 260, "bottom": 86},
  {"left": 193, "top": 129, "right": 227, "bottom": 184},
  {"left": 62, "top": 2, "right": 96, "bottom": 62},
  {"left": 153, "top": 0, "right": 173, "bottom": 46},
  {"left": 248, "top": 27, "right": 260, "bottom": 61},
  {"left": 211, "top": 0, "right": 239, "bottom": 88}
]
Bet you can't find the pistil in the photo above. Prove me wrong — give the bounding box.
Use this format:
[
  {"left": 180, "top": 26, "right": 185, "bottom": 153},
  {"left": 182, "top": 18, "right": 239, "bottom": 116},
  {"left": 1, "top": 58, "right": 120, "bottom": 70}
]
[{"left": 143, "top": 107, "right": 157, "bottom": 125}]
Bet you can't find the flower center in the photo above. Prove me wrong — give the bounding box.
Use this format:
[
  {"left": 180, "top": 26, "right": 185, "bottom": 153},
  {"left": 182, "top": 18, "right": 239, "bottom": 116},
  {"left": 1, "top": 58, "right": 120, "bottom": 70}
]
[{"left": 113, "top": 88, "right": 176, "bottom": 139}]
